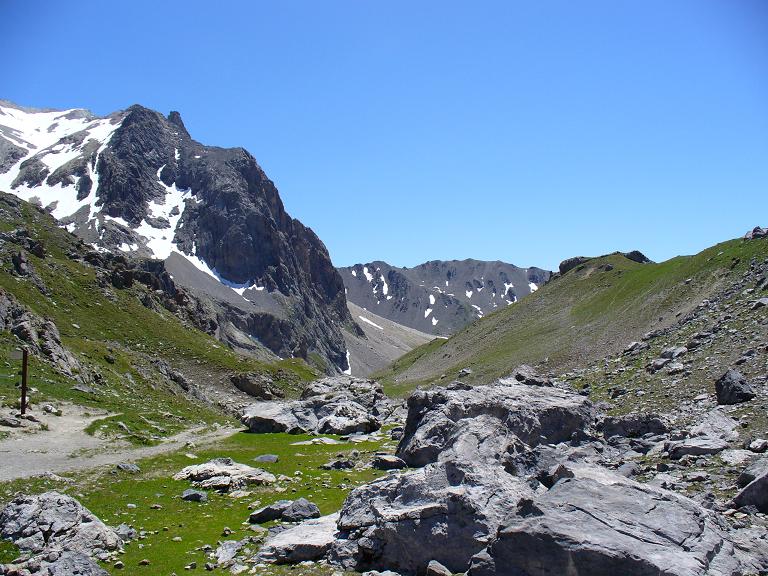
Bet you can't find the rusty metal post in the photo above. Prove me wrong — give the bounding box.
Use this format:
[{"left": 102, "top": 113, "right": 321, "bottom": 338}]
[{"left": 20, "top": 348, "right": 28, "bottom": 415}]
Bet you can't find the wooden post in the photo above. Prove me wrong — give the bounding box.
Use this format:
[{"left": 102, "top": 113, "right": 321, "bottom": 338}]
[{"left": 20, "top": 348, "right": 28, "bottom": 415}]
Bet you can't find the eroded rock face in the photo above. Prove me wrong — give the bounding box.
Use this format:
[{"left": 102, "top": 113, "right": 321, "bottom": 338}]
[
  {"left": 469, "top": 474, "right": 767, "bottom": 576},
  {"left": 329, "top": 461, "right": 533, "bottom": 574},
  {"left": 241, "top": 377, "right": 390, "bottom": 435},
  {"left": 173, "top": 457, "right": 275, "bottom": 491},
  {"left": 396, "top": 380, "right": 595, "bottom": 467}
]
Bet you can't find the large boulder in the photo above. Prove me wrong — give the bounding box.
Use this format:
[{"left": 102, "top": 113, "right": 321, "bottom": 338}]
[
  {"left": 230, "top": 373, "right": 285, "bottom": 399},
  {"left": 715, "top": 369, "right": 756, "bottom": 405},
  {"left": 257, "top": 513, "right": 340, "bottom": 564},
  {"left": 468, "top": 474, "right": 767, "bottom": 576},
  {"left": 0, "top": 492, "right": 121, "bottom": 556},
  {"left": 241, "top": 376, "right": 390, "bottom": 435},
  {"left": 396, "top": 381, "right": 595, "bottom": 467},
  {"left": 733, "top": 464, "right": 768, "bottom": 513},
  {"left": 329, "top": 461, "right": 533, "bottom": 574},
  {"left": 173, "top": 457, "right": 275, "bottom": 491},
  {"left": 602, "top": 412, "right": 668, "bottom": 438}
]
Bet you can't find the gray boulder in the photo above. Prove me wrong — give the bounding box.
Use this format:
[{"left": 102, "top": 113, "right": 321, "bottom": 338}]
[
  {"left": 249, "top": 500, "right": 293, "bottom": 523},
  {"left": 737, "top": 457, "right": 768, "bottom": 488},
  {"left": 396, "top": 381, "right": 594, "bottom": 467},
  {"left": 282, "top": 498, "right": 321, "bottom": 522},
  {"left": 257, "top": 513, "right": 339, "bottom": 564},
  {"left": 0, "top": 492, "right": 121, "bottom": 556},
  {"left": 509, "top": 364, "right": 552, "bottom": 387},
  {"left": 715, "top": 369, "right": 755, "bottom": 405},
  {"left": 426, "top": 560, "right": 452, "bottom": 576},
  {"left": 733, "top": 464, "right": 768, "bottom": 512},
  {"left": 665, "top": 436, "right": 728, "bottom": 460},
  {"left": 173, "top": 457, "right": 275, "bottom": 491},
  {"left": 230, "top": 373, "right": 285, "bottom": 399},
  {"left": 241, "top": 376, "right": 389, "bottom": 435},
  {"left": 372, "top": 455, "right": 407, "bottom": 470},
  {"left": 602, "top": 413, "right": 668, "bottom": 438},
  {"left": 4, "top": 550, "right": 110, "bottom": 575},
  {"left": 469, "top": 475, "right": 767, "bottom": 576},
  {"left": 181, "top": 489, "right": 207, "bottom": 502},
  {"left": 329, "top": 461, "right": 532, "bottom": 574}
]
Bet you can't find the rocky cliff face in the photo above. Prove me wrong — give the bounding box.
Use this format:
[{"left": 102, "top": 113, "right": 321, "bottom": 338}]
[
  {"left": 339, "top": 259, "right": 550, "bottom": 335},
  {"left": 0, "top": 100, "right": 353, "bottom": 371}
]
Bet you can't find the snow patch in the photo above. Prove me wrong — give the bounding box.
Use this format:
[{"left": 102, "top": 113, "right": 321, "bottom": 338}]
[
  {"left": 429, "top": 294, "right": 436, "bottom": 305},
  {"left": 351, "top": 269, "right": 357, "bottom": 277},
  {"left": 465, "top": 290, "right": 473, "bottom": 299},
  {"left": 529, "top": 282, "right": 538, "bottom": 292},
  {"left": 358, "top": 316, "right": 383, "bottom": 330},
  {"left": 432, "top": 317, "right": 438, "bottom": 326},
  {"left": 424, "top": 308, "right": 432, "bottom": 318},
  {"left": 363, "top": 266, "right": 373, "bottom": 282},
  {"left": 343, "top": 350, "right": 352, "bottom": 375}
]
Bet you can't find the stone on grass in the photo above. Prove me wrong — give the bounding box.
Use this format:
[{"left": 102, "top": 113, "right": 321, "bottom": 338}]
[
  {"left": 249, "top": 500, "right": 293, "bottom": 523},
  {"left": 181, "top": 489, "right": 208, "bottom": 502},
  {"left": 715, "top": 369, "right": 756, "bottom": 405},
  {"left": 257, "top": 513, "right": 339, "bottom": 564},
  {"left": 173, "top": 457, "right": 275, "bottom": 492},
  {"left": 254, "top": 454, "right": 279, "bottom": 463},
  {"left": 665, "top": 436, "right": 728, "bottom": 460},
  {"left": 282, "top": 498, "right": 320, "bottom": 522}
]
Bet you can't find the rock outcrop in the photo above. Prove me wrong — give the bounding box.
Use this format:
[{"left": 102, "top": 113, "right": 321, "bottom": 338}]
[
  {"left": 469, "top": 473, "right": 767, "bottom": 576},
  {"left": 396, "top": 380, "right": 595, "bottom": 467},
  {"left": 173, "top": 457, "right": 275, "bottom": 491},
  {"left": 0, "top": 492, "right": 120, "bottom": 575},
  {"left": 330, "top": 461, "right": 533, "bottom": 573},
  {"left": 241, "top": 377, "right": 391, "bottom": 435}
]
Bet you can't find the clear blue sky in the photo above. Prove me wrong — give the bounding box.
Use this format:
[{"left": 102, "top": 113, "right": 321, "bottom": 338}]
[{"left": 1, "top": 1, "right": 766, "bottom": 271}]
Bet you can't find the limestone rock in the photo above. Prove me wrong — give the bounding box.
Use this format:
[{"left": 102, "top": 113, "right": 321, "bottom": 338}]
[
  {"left": 257, "top": 513, "right": 339, "bottom": 564},
  {"left": 396, "top": 381, "right": 595, "bottom": 467},
  {"left": 173, "top": 457, "right": 275, "bottom": 492},
  {"left": 329, "top": 461, "right": 532, "bottom": 574}
]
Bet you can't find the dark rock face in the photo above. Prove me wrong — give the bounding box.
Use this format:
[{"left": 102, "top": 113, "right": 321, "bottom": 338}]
[
  {"left": 339, "top": 259, "right": 550, "bottom": 336},
  {"left": 715, "top": 369, "right": 756, "bottom": 405}
]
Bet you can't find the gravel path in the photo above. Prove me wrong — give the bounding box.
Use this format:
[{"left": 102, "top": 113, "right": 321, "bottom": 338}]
[{"left": 0, "top": 404, "right": 238, "bottom": 481}]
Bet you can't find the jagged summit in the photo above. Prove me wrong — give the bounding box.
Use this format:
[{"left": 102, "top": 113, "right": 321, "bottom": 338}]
[{"left": 0, "top": 99, "right": 353, "bottom": 372}]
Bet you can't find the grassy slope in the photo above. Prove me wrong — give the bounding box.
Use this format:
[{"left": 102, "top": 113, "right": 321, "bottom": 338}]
[
  {"left": 0, "top": 196, "right": 317, "bottom": 442},
  {"left": 378, "top": 238, "right": 768, "bottom": 396}
]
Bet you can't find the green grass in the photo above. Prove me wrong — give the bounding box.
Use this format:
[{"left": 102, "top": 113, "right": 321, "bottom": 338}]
[
  {"left": 378, "top": 238, "right": 768, "bottom": 389},
  {"left": 0, "top": 430, "right": 392, "bottom": 574}
]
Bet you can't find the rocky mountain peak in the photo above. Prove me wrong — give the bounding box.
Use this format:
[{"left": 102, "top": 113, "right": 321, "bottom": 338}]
[{"left": 0, "top": 100, "right": 354, "bottom": 372}]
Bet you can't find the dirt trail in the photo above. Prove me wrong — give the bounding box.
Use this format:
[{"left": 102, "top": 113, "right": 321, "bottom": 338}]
[{"left": 0, "top": 404, "right": 238, "bottom": 482}]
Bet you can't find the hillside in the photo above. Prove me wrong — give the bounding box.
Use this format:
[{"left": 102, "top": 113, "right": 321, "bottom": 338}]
[
  {"left": 343, "top": 301, "right": 434, "bottom": 377},
  {"left": 0, "top": 192, "right": 317, "bottom": 444},
  {"left": 339, "top": 259, "right": 550, "bottom": 336},
  {"left": 378, "top": 238, "right": 768, "bottom": 395}
]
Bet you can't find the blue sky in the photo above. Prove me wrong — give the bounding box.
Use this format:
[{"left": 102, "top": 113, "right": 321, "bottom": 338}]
[{"left": 1, "top": 1, "right": 766, "bottom": 271}]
